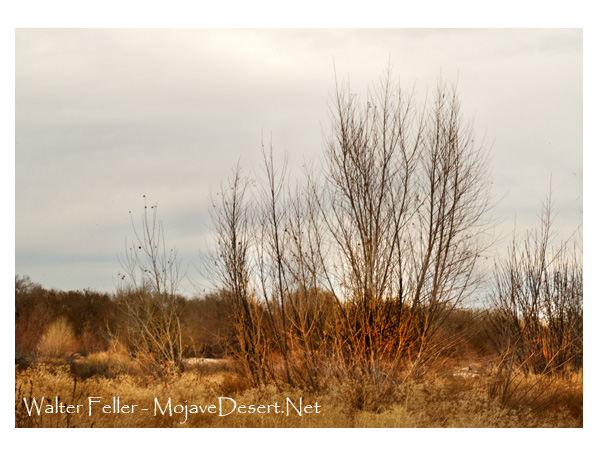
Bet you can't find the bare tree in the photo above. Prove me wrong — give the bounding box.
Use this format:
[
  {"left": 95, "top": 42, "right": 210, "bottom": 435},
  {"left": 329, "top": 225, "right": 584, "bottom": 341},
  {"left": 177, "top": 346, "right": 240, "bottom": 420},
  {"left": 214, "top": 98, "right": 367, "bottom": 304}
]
[
  {"left": 314, "top": 69, "right": 422, "bottom": 376},
  {"left": 209, "top": 166, "right": 267, "bottom": 386},
  {"left": 254, "top": 144, "right": 294, "bottom": 384},
  {"left": 116, "top": 197, "right": 185, "bottom": 374},
  {"left": 408, "top": 80, "right": 493, "bottom": 370},
  {"left": 312, "top": 70, "right": 493, "bottom": 378},
  {"left": 487, "top": 191, "right": 583, "bottom": 374}
]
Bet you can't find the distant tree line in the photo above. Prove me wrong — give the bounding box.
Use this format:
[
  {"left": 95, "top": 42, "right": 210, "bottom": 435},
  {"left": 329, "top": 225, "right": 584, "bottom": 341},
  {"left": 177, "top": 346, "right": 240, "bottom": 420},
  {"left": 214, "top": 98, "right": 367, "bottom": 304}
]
[{"left": 15, "top": 275, "right": 236, "bottom": 364}]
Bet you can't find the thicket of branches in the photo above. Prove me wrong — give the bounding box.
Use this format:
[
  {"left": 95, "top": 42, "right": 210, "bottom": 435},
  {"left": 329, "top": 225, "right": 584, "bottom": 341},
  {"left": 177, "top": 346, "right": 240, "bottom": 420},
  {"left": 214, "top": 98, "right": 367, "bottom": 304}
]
[
  {"left": 486, "top": 193, "right": 583, "bottom": 375},
  {"left": 209, "top": 70, "right": 497, "bottom": 387},
  {"left": 115, "top": 197, "right": 187, "bottom": 373}
]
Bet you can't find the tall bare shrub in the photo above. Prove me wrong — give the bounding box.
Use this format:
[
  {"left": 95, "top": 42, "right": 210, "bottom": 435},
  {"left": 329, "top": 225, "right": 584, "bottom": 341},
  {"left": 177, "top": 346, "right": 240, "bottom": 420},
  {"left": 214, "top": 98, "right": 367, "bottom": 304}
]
[
  {"left": 487, "top": 192, "right": 582, "bottom": 374},
  {"left": 116, "top": 197, "right": 186, "bottom": 374},
  {"left": 209, "top": 167, "right": 268, "bottom": 386}
]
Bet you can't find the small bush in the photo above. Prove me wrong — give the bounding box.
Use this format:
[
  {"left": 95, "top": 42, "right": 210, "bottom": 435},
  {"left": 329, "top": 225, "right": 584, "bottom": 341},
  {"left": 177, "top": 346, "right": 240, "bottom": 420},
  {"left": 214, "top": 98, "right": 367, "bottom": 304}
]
[
  {"left": 70, "top": 351, "right": 138, "bottom": 379},
  {"left": 36, "top": 317, "right": 77, "bottom": 358}
]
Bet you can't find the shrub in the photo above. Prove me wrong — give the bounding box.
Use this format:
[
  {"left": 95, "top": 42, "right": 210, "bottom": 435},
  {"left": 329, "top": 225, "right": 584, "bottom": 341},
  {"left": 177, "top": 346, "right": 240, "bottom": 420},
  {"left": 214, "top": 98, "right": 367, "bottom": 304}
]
[
  {"left": 70, "top": 351, "right": 138, "bottom": 379},
  {"left": 36, "top": 317, "right": 77, "bottom": 358},
  {"left": 487, "top": 194, "right": 583, "bottom": 374}
]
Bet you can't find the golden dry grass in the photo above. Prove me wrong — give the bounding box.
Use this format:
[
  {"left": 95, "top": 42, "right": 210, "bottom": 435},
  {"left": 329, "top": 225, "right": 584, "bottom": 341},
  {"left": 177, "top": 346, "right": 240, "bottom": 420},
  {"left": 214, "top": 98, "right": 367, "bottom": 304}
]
[
  {"left": 36, "top": 317, "right": 77, "bottom": 358},
  {"left": 15, "top": 361, "right": 582, "bottom": 428}
]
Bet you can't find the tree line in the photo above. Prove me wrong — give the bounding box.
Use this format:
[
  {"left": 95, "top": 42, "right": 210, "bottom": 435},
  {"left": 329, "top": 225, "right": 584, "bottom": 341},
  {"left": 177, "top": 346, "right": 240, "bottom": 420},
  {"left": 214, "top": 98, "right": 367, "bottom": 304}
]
[{"left": 15, "top": 276, "right": 237, "bottom": 365}]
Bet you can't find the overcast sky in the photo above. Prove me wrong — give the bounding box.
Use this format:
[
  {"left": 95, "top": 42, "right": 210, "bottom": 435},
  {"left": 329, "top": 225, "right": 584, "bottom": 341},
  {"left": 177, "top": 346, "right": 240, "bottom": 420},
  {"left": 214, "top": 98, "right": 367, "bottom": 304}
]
[{"left": 15, "top": 28, "right": 582, "bottom": 294}]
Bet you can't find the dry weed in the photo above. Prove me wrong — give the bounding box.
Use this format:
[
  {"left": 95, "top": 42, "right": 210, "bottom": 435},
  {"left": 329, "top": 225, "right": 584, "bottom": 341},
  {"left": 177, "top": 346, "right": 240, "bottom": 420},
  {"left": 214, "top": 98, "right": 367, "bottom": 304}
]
[
  {"left": 15, "top": 363, "right": 581, "bottom": 428},
  {"left": 36, "top": 317, "right": 77, "bottom": 358}
]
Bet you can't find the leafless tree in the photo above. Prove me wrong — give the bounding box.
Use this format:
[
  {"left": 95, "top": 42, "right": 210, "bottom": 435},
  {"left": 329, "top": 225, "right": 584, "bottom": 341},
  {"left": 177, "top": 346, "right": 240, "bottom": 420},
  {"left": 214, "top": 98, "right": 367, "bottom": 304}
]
[
  {"left": 313, "top": 69, "right": 422, "bottom": 376},
  {"left": 255, "top": 144, "right": 293, "bottom": 384},
  {"left": 116, "top": 197, "right": 185, "bottom": 374},
  {"left": 487, "top": 191, "right": 583, "bottom": 374},
  {"left": 209, "top": 165, "right": 267, "bottom": 386},
  {"left": 408, "top": 80, "right": 494, "bottom": 370},
  {"left": 311, "top": 70, "right": 494, "bottom": 378}
]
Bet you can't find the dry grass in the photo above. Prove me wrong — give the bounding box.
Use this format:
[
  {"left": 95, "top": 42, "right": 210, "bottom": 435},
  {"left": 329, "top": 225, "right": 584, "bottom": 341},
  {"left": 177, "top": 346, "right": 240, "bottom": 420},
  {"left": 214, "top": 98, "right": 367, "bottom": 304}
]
[
  {"left": 69, "top": 351, "right": 140, "bottom": 380},
  {"left": 36, "top": 317, "right": 77, "bottom": 358},
  {"left": 15, "top": 360, "right": 582, "bottom": 428}
]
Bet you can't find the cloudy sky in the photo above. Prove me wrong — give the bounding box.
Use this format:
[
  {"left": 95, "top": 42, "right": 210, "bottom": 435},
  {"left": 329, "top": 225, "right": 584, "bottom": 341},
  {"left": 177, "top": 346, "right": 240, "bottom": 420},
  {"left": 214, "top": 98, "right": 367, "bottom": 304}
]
[{"left": 15, "top": 28, "right": 582, "bottom": 294}]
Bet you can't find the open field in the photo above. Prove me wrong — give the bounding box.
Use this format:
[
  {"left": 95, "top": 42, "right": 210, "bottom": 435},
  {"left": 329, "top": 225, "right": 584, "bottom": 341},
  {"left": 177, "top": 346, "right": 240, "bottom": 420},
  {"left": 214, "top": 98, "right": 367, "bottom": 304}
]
[{"left": 15, "top": 357, "right": 582, "bottom": 428}]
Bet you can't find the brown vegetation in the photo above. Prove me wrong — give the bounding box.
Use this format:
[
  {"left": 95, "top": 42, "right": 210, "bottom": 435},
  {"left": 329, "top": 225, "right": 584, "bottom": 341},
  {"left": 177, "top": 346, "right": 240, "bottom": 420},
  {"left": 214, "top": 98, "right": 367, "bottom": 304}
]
[
  {"left": 15, "top": 275, "right": 236, "bottom": 367},
  {"left": 15, "top": 360, "right": 581, "bottom": 428},
  {"left": 486, "top": 193, "right": 583, "bottom": 375}
]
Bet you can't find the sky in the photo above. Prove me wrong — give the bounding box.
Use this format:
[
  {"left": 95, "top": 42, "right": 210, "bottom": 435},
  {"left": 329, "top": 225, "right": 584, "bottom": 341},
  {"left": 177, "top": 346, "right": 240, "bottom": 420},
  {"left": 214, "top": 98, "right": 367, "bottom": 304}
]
[{"left": 15, "top": 28, "right": 583, "bottom": 295}]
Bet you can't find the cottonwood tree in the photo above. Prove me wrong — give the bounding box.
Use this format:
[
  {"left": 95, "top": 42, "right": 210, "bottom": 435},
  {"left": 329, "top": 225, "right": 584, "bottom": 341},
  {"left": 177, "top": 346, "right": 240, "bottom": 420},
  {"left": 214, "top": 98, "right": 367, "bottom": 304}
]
[
  {"left": 209, "top": 167, "right": 267, "bottom": 385},
  {"left": 314, "top": 70, "right": 422, "bottom": 377},
  {"left": 312, "top": 71, "right": 493, "bottom": 378},
  {"left": 408, "top": 80, "right": 493, "bottom": 370},
  {"left": 255, "top": 145, "right": 295, "bottom": 384},
  {"left": 116, "top": 197, "right": 186, "bottom": 374}
]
